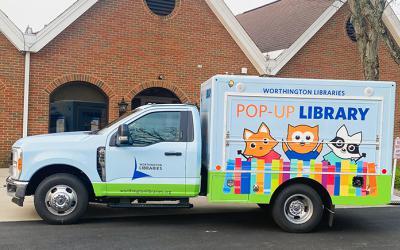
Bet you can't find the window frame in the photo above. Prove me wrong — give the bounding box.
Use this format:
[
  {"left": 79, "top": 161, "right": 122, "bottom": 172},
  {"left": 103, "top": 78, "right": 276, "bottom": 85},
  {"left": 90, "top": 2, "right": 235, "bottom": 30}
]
[{"left": 109, "top": 110, "right": 194, "bottom": 147}]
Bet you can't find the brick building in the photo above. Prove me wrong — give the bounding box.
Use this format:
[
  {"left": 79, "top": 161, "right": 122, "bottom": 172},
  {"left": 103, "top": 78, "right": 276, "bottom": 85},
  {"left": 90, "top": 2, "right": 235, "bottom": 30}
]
[
  {"left": 237, "top": 0, "right": 400, "bottom": 147},
  {"left": 0, "top": 0, "right": 269, "bottom": 167}
]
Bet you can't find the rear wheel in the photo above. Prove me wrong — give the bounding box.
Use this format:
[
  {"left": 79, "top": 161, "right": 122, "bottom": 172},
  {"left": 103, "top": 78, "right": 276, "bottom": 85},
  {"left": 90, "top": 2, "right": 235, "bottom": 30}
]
[
  {"left": 272, "top": 184, "right": 323, "bottom": 233},
  {"left": 34, "top": 173, "right": 88, "bottom": 224}
]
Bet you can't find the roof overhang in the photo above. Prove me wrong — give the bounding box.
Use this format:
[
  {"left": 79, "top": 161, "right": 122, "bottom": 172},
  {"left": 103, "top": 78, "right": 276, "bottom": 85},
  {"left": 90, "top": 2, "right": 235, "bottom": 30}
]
[
  {"left": 0, "top": 9, "right": 24, "bottom": 50},
  {"left": 205, "top": 0, "right": 267, "bottom": 74},
  {"left": 0, "top": 0, "right": 268, "bottom": 75},
  {"left": 28, "top": 0, "right": 98, "bottom": 52},
  {"left": 266, "top": 0, "right": 400, "bottom": 75}
]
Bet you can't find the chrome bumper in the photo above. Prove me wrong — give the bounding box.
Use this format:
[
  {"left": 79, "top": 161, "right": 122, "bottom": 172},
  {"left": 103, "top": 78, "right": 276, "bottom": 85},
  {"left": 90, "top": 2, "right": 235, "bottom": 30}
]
[{"left": 6, "top": 177, "right": 28, "bottom": 207}]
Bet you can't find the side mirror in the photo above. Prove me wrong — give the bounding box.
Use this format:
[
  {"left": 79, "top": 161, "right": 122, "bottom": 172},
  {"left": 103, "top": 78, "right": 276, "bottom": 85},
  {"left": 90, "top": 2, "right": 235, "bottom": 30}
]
[{"left": 116, "top": 124, "right": 130, "bottom": 146}]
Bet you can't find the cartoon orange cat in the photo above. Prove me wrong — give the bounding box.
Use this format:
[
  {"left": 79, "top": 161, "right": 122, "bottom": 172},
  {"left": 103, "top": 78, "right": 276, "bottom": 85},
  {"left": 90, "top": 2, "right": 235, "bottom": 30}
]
[
  {"left": 240, "top": 122, "right": 280, "bottom": 163},
  {"left": 282, "top": 124, "right": 323, "bottom": 161}
]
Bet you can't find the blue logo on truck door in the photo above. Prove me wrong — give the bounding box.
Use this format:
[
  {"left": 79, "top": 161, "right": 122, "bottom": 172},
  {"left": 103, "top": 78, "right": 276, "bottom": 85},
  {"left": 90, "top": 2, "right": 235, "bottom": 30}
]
[{"left": 132, "top": 158, "right": 151, "bottom": 180}]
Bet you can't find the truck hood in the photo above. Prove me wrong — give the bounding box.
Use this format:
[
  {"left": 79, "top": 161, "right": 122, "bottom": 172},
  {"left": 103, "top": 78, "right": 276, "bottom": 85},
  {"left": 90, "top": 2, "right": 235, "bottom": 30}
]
[{"left": 13, "top": 131, "right": 94, "bottom": 148}]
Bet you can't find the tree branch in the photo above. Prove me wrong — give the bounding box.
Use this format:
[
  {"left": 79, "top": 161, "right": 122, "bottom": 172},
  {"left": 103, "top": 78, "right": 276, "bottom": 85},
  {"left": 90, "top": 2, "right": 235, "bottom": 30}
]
[{"left": 362, "top": 0, "right": 400, "bottom": 65}]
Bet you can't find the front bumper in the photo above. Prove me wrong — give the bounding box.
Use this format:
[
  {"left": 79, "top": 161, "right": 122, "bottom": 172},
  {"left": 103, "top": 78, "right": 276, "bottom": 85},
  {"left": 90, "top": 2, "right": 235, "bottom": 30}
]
[{"left": 6, "top": 177, "right": 28, "bottom": 207}]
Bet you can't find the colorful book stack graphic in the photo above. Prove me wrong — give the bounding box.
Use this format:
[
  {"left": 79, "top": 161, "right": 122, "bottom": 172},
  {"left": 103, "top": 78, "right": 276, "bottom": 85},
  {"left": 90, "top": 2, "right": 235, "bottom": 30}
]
[{"left": 222, "top": 158, "right": 378, "bottom": 197}]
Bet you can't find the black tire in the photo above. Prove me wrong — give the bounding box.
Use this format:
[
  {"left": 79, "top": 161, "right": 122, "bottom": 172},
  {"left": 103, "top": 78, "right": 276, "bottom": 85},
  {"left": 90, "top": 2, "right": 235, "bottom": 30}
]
[
  {"left": 34, "top": 173, "right": 88, "bottom": 224},
  {"left": 272, "top": 184, "right": 323, "bottom": 233}
]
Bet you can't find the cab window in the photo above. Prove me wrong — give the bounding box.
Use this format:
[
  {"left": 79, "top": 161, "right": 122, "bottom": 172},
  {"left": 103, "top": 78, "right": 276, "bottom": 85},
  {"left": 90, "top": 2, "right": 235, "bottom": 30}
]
[{"left": 128, "top": 112, "right": 182, "bottom": 147}]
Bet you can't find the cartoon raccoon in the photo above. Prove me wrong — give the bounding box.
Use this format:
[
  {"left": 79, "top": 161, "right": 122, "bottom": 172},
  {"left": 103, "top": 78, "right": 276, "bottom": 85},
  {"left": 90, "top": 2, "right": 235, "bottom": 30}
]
[
  {"left": 282, "top": 124, "right": 323, "bottom": 161},
  {"left": 323, "top": 125, "right": 365, "bottom": 164},
  {"left": 239, "top": 122, "right": 280, "bottom": 163}
]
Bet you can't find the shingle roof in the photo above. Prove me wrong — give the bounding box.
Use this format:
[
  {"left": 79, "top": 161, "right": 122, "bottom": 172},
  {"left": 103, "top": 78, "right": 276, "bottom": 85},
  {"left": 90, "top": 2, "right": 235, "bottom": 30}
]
[{"left": 236, "top": 0, "right": 334, "bottom": 53}]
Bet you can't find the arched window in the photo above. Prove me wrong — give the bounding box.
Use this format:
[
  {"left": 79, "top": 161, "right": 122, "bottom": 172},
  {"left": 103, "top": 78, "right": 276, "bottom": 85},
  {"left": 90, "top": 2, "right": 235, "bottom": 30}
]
[
  {"left": 132, "top": 87, "right": 181, "bottom": 109},
  {"left": 346, "top": 16, "right": 357, "bottom": 42},
  {"left": 49, "top": 81, "right": 108, "bottom": 133},
  {"left": 145, "top": 0, "right": 176, "bottom": 16}
]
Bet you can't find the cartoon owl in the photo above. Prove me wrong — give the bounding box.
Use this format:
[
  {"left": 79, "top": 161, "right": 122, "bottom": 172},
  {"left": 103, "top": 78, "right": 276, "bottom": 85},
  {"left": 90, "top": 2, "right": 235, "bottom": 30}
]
[
  {"left": 323, "top": 125, "right": 365, "bottom": 165},
  {"left": 282, "top": 124, "right": 323, "bottom": 161},
  {"left": 241, "top": 122, "right": 280, "bottom": 163}
]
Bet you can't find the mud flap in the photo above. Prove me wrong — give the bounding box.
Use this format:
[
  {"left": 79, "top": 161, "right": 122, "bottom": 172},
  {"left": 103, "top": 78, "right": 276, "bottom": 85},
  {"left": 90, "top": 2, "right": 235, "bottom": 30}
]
[{"left": 326, "top": 205, "right": 335, "bottom": 228}]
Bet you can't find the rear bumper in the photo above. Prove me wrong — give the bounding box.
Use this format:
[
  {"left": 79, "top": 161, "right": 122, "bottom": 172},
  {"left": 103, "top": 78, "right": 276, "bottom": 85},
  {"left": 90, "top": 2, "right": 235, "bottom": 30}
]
[{"left": 6, "top": 177, "right": 28, "bottom": 207}]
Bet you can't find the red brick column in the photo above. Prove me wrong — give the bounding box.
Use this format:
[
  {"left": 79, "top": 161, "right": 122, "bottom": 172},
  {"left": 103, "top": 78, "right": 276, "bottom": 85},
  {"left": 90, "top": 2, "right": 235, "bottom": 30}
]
[{"left": 0, "top": 79, "right": 9, "bottom": 167}]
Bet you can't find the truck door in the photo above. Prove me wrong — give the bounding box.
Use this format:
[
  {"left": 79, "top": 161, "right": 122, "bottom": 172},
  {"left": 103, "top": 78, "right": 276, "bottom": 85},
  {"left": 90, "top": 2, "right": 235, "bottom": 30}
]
[{"left": 105, "top": 110, "right": 191, "bottom": 197}]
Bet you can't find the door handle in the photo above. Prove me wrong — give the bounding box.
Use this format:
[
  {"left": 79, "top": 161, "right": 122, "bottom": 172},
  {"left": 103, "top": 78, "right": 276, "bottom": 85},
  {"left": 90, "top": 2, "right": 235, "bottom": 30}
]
[{"left": 165, "top": 152, "right": 182, "bottom": 156}]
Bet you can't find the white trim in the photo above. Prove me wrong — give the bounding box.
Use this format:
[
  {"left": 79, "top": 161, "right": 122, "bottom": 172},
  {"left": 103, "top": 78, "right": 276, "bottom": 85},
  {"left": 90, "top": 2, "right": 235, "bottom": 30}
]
[
  {"left": 23, "top": 52, "right": 30, "bottom": 138},
  {"left": 208, "top": 78, "right": 217, "bottom": 171},
  {"left": 0, "top": 9, "right": 24, "bottom": 50},
  {"left": 266, "top": 1, "right": 400, "bottom": 75},
  {"left": 205, "top": 0, "right": 267, "bottom": 75},
  {"left": 222, "top": 91, "right": 229, "bottom": 171},
  {"left": 28, "top": 0, "right": 98, "bottom": 52},
  {"left": 268, "top": 0, "right": 346, "bottom": 75},
  {"left": 0, "top": 0, "right": 267, "bottom": 75},
  {"left": 383, "top": 4, "right": 400, "bottom": 47}
]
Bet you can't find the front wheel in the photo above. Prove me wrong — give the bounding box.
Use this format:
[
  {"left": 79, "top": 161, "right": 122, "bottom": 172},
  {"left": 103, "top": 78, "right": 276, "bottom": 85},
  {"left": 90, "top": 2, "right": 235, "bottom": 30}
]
[
  {"left": 272, "top": 184, "right": 323, "bottom": 233},
  {"left": 34, "top": 173, "right": 88, "bottom": 224}
]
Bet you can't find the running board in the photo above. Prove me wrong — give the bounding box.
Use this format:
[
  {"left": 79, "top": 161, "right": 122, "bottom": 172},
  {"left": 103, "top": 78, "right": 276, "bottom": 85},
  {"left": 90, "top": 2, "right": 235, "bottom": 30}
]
[{"left": 108, "top": 203, "right": 193, "bottom": 209}]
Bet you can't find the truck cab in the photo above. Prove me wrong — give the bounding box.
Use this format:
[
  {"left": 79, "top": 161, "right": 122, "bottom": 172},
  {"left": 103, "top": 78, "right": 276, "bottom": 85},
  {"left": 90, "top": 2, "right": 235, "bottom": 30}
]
[{"left": 7, "top": 104, "right": 202, "bottom": 223}]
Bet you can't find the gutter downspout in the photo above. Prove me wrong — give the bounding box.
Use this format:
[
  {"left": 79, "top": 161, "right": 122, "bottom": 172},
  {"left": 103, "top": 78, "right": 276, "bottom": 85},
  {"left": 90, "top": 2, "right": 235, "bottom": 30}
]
[{"left": 23, "top": 52, "right": 30, "bottom": 138}]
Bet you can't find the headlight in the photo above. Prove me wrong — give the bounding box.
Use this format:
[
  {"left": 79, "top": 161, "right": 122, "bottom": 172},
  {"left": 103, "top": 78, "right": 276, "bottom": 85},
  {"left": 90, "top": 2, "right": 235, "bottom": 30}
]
[{"left": 9, "top": 148, "right": 23, "bottom": 179}]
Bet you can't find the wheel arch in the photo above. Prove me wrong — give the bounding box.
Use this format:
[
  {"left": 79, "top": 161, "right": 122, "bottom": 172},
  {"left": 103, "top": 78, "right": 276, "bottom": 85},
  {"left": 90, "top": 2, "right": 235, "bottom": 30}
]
[
  {"left": 26, "top": 164, "right": 95, "bottom": 200},
  {"left": 270, "top": 177, "right": 332, "bottom": 209}
]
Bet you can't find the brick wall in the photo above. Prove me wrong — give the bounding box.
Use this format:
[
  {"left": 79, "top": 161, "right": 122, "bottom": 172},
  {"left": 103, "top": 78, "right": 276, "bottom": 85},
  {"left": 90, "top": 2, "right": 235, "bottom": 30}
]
[
  {"left": 277, "top": 5, "right": 400, "bottom": 140},
  {"left": 28, "top": 0, "right": 257, "bottom": 136},
  {"left": 0, "top": 33, "right": 24, "bottom": 167}
]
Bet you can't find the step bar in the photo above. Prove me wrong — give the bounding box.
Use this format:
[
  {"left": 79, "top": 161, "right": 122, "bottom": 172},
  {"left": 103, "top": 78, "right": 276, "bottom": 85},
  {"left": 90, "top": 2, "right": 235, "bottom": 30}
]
[{"left": 107, "top": 198, "right": 193, "bottom": 209}]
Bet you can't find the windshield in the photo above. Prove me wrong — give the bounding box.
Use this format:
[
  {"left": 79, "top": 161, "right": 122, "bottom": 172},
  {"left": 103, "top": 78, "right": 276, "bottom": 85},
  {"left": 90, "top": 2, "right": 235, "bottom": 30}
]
[{"left": 91, "top": 108, "right": 141, "bottom": 134}]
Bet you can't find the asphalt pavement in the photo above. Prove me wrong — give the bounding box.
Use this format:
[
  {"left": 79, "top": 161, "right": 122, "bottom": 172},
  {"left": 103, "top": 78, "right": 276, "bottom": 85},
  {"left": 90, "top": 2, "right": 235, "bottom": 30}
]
[{"left": 0, "top": 206, "right": 399, "bottom": 250}]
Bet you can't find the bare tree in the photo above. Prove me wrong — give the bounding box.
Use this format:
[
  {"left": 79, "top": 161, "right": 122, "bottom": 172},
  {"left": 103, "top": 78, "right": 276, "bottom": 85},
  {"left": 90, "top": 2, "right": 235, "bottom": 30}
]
[{"left": 345, "top": 0, "right": 400, "bottom": 80}]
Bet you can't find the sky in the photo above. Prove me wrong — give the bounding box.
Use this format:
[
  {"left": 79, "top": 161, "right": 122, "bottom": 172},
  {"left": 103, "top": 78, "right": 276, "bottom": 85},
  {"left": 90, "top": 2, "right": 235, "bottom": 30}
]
[
  {"left": 0, "top": 0, "right": 275, "bottom": 32},
  {"left": 0, "top": 0, "right": 399, "bottom": 33}
]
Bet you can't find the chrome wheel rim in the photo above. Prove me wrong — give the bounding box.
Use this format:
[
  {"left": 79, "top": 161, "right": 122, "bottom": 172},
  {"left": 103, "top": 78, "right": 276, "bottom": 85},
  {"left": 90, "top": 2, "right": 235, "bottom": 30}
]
[
  {"left": 283, "top": 194, "right": 313, "bottom": 224},
  {"left": 45, "top": 185, "right": 78, "bottom": 216}
]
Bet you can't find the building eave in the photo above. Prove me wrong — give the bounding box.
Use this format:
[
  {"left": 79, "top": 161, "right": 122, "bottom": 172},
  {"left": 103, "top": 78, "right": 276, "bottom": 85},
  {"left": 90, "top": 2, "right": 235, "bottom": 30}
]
[
  {"left": 267, "top": 0, "right": 400, "bottom": 75},
  {"left": 383, "top": 4, "right": 400, "bottom": 46},
  {"left": 268, "top": 0, "right": 345, "bottom": 75},
  {"left": 205, "top": 0, "right": 267, "bottom": 75},
  {"left": 28, "top": 0, "right": 98, "bottom": 52},
  {"left": 2, "top": 0, "right": 268, "bottom": 75},
  {"left": 0, "top": 9, "right": 24, "bottom": 51}
]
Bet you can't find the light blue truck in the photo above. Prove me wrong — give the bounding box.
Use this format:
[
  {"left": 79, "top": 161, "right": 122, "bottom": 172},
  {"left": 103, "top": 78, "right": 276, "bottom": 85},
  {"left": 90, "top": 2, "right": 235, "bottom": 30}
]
[{"left": 6, "top": 75, "right": 396, "bottom": 232}]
